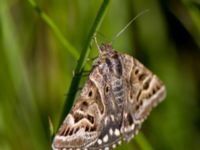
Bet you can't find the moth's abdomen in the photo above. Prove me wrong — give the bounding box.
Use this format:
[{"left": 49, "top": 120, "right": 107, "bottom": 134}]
[{"left": 111, "top": 79, "right": 124, "bottom": 105}]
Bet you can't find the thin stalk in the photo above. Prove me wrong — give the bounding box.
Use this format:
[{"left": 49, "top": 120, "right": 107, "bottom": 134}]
[
  {"left": 60, "top": 0, "right": 111, "bottom": 125},
  {"left": 28, "top": 0, "right": 79, "bottom": 60}
]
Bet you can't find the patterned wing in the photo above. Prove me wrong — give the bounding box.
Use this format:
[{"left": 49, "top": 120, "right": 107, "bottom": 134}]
[
  {"left": 52, "top": 58, "right": 124, "bottom": 150},
  {"left": 120, "top": 54, "right": 166, "bottom": 142},
  {"left": 52, "top": 78, "right": 105, "bottom": 150}
]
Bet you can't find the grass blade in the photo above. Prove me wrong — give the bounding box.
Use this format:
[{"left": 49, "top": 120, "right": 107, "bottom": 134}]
[
  {"left": 59, "top": 0, "right": 111, "bottom": 126},
  {"left": 28, "top": 0, "right": 79, "bottom": 59}
]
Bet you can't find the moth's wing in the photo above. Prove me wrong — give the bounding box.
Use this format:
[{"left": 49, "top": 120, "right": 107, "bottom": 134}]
[
  {"left": 52, "top": 59, "right": 126, "bottom": 150},
  {"left": 88, "top": 110, "right": 125, "bottom": 150},
  {"left": 120, "top": 54, "right": 166, "bottom": 142},
  {"left": 129, "top": 58, "right": 166, "bottom": 121},
  {"left": 52, "top": 79, "right": 104, "bottom": 150}
]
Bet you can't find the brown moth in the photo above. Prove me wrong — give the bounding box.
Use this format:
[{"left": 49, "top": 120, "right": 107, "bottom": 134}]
[{"left": 52, "top": 43, "right": 166, "bottom": 150}]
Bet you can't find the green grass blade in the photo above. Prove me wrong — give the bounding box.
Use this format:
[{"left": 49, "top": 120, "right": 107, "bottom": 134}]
[
  {"left": 1, "top": 1, "right": 47, "bottom": 149},
  {"left": 135, "top": 133, "right": 154, "bottom": 150},
  {"left": 59, "top": 0, "right": 111, "bottom": 126},
  {"left": 28, "top": 0, "right": 79, "bottom": 59}
]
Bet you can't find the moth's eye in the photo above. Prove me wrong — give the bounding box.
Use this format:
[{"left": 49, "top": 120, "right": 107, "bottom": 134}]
[{"left": 88, "top": 90, "right": 93, "bottom": 97}]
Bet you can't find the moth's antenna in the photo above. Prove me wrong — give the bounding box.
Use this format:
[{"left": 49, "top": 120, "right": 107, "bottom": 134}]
[
  {"left": 111, "top": 9, "right": 149, "bottom": 44},
  {"left": 93, "top": 33, "right": 101, "bottom": 53}
]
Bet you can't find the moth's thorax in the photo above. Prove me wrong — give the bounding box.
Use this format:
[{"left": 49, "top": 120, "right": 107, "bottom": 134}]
[
  {"left": 52, "top": 43, "right": 166, "bottom": 150},
  {"left": 91, "top": 44, "right": 125, "bottom": 108},
  {"left": 95, "top": 44, "right": 123, "bottom": 78}
]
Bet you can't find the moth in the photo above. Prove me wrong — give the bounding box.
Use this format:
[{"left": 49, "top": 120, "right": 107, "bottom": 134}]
[{"left": 52, "top": 43, "right": 166, "bottom": 150}]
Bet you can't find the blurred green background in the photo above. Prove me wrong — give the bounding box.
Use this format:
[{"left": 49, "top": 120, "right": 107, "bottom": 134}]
[{"left": 0, "top": 0, "right": 200, "bottom": 150}]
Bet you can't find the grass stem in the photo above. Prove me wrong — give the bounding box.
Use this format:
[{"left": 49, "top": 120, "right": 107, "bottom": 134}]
[
  {"left": 59, "top": 0, "right": 111, "bottom": 125},
  {"left": 28, "top": 0, "right": 79, "bottom": 60},
  {"left": 135, "top": 133, "right": 154, "bottom": 150}
]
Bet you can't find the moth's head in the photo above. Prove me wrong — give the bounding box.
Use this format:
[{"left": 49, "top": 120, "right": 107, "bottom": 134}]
[
  {"left": 92, "top": 43, "right": 117, "bottom": 70},
  {"left": 99, "top": 43, "right": 113, "bottom": 53},
  {"left": 52, "top": 80, "right": 104, "bottom": 150}
]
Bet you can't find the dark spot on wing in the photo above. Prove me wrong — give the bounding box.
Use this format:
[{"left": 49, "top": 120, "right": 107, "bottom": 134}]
[
  {"left": 105, "top": 58, "right": 112, "bottom": 67},
  {"left": 127, "top": 113, "right": 133, "bottom": 125},
  {"left": 87, "top": 115, "right": 94, "bottom": 124},
  {"left": 138, "top": 73, "right": 147, "bottom": 81},
  {"left": 143, "top": 78, "right": 151, "bottom": 90}
]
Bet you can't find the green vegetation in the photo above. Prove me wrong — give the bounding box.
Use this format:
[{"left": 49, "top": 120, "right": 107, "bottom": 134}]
[{"left": 0, "top": 0, "right": 200, "bottom": 150}]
